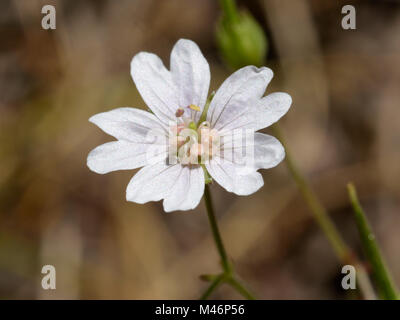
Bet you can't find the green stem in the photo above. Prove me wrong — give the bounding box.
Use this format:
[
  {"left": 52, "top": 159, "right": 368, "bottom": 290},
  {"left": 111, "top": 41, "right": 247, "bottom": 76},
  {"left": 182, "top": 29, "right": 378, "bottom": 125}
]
[
  {"left": 219, "top": 0, "right": 239, "bottom": 24},
  {"left": 201, "top": 164, "right": 213, "bottom": 184},
  {"left": 228, "top": 277, "right": 256, "bottom": 300},
  {"left": 202, "top": 184, "right": 256, "bottom": 299},
  {"left": 347, "top": 183, "right": 399, "bottom": 300},
  {"left": 199, "top": 91, "right": 215, "bottom": 125},
  {"left": 200, "top": 274, "right": 225, "bottom": 300},
  {"left": 272, "top": 125, "right": 348, "bottom": 260},
  {"left": 272, "top": 125, "right": 376, "bottom": 299},
  {"left": 204, "top": 184, "right": 231, "bottom": 273}
]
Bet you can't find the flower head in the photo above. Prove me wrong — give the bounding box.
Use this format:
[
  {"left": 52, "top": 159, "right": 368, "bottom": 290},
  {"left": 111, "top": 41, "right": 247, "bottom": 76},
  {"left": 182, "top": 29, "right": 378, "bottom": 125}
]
[{"left": 87, "top": 39, "right": 291, "bottom": 212}]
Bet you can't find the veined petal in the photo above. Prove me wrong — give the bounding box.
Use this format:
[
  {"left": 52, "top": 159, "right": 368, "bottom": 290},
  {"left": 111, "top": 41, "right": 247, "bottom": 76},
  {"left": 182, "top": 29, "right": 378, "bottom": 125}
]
[
  {"left": 130, "top": 52, "right": 179, "bottom": 124},
  {"left": 163, "top": 165, "right": 205, "bottom": 212},
  {"left": 126, "top": 162, "right": 181, "bottom": 204},
  {"left": 88, "top": 39, "right": 292, "bottom": 212},
  {"left": 253, "top": 133, "right": 285, "bottom": 169},
  {"left": 206, "top": 157, "right": 264, "bottom": 196},
  {"left": 207, "top": 66, "right": 273, "bottom": 130},
  {"left": 206, "top": 133, "right": 284, "bottom": 195},
  {"left": 221, "top": 132, "right": 285, "bottom": 171},
  {"left": 126, "top": 163, "right": 204, "bottom": 212},
  {"left": 87, "top": 141, "right": 167, "bottom": 174},
  {"left": 170, "top": 39, "right": 210, "bottom": 121},
  {"left": 253, "top": 92, "right": 292, "bottom": 131},
  {"left": 89, "top": 107, "right": 167, "bottom": 142},
  {"left": 220, "top": 92, "right": 291, "bottom": 132}
]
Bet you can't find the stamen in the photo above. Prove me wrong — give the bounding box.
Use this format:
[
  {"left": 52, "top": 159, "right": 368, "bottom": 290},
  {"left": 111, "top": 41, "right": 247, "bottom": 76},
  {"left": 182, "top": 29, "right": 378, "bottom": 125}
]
[
  {"left": 175, "top": 108, "right": 184, "bottom": 117},
  {"left": 189, "top": 104, "right": 201, "bottom": 112},
  {"left": 169, "top": 108, "right": 219, "bottom": 165}
]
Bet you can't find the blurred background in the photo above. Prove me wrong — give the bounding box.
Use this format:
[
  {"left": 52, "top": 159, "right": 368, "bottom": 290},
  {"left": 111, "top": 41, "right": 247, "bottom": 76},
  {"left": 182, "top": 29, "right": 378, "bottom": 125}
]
[{"left": 0, "top": 0, "right": 399, "bottom": 299}]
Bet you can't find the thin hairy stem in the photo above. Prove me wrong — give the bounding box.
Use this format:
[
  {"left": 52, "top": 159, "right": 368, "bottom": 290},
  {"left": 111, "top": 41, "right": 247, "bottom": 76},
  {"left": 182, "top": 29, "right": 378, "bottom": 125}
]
[
  {"left": 272, "top": 124, "right": 376, "bottom": 299},
  {"left": 348, "top": 183, "right": 398, "bottom": 300},
  {"left": 201, "top": 184, "right": 256, "bottom": 299},
  {"left": 203, "top": 185, "right": 231, "bottom": 273}
]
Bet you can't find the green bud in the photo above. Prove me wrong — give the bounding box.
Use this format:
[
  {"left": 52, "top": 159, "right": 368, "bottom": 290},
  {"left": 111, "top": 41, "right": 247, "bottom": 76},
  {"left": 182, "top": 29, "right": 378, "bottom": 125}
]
[{"left": 216, "top": 10, "right": 268, "bottom": 70}]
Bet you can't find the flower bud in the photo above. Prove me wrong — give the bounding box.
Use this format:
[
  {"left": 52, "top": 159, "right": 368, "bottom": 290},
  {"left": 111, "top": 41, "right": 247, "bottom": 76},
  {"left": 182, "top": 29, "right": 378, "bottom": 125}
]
[{"left": 216, "top": 10, "right": 268, "bottom": 69}]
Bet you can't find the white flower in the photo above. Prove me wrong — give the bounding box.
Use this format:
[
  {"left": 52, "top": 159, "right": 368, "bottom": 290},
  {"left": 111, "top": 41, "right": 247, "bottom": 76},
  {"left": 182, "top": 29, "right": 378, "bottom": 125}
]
[{"left": 87, "top": 39, "right": 291, "bottom": 212}]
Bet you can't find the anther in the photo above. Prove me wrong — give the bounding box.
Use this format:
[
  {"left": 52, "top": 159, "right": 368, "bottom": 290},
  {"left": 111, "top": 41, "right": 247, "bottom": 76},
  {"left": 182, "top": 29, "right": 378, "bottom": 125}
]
[
  {"left": 189, "top": 104, "right": 201, "bottom": 112},
  {"left": 175, "top": 108, "right": 184, "bottom": 117}
]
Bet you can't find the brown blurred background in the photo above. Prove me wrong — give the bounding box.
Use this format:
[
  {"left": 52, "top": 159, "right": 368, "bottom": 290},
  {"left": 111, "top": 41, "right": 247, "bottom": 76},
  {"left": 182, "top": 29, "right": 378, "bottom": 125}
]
[{"left": 0, "top": 0, "right": 399, "bottom": 299}]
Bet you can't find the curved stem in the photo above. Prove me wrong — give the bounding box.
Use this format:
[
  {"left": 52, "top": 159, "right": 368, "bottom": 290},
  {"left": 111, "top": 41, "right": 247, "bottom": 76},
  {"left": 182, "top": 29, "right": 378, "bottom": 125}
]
[
  {"left": 272, "top": 125, "right": 348, "bottom": 260},
  {"left": 272, "top": 124, "right": 376, "bottom": 299},
  {"left": 348, "top": 183, "right": 398, "bottom": 300}
]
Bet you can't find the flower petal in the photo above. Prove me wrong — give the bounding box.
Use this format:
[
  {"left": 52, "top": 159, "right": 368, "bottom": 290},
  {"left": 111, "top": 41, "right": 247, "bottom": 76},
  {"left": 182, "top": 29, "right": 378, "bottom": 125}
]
[
  {"left": 163, "top": 165, "right": 205, "bottom": 212},
  {"left": 217, "top": 92, "right": 292, "bottom": 132},
  {"left": 87, "top": 141, "right": 167, "bottom": 174},
  {"left": 89, "top": 107, "right": 167, "bottom": 142},
  {"left": 130, "top": 52, "right": 179, "bottom": 124},
  {"left": 252, "top": 92, "right": 292, "bottom": 131},
  {"left": 221, "top": 132, "right": 285, "bottom": 171},
  {"left": 206, "top": 133, "right": 284, "bottom": 195},
  {"left": 170, "top": 39, "right": 210, "bottom": 120},
  {"left": 126, "top": 163, "right": 204, "bottom": 212},
  {"left": 126, "top": 162, "right": 181, "bottom": 204},
  {"left": 207, "top": 66, "right": 273, "bottom": 130},
  {"left": 252, "top": 133, "right": 285, "bottom": 169},
  {"left": 206, "top": 157, "right": 264, "bottom": 196}
]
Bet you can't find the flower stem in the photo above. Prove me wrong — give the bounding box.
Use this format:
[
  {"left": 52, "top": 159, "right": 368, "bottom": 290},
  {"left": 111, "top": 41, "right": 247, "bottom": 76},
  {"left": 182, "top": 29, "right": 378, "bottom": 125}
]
[
  {"left": 201, "top": 184, "right": 256, "bottom": 299},
  {"left": 272, "top": 125, "right": 348, "bottom": 259},
  {"left": 204, "top": 184, "right": 231, "bottom": 273},
  {"left": 228, "top": 276, "right": 256, "bottom": 300},
  {"left": 200, "top": 274, "right": 224, "bottom": 300},
  {"left": 347, "top": 183, "right": 399, "bottom": 300},
  {"left": 272, "top": 124, "right": 376, "bottom": 299}
]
